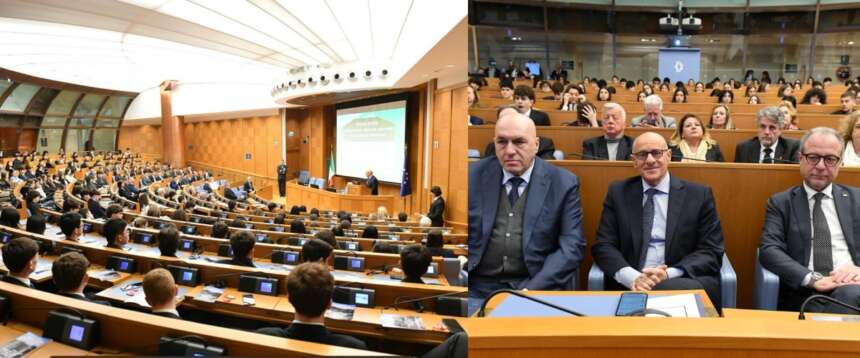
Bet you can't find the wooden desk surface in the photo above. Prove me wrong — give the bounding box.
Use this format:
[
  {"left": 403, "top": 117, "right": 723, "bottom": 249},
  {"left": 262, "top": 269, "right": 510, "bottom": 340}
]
[
  {"left": 481, "top": 289, "right": 717, "bottom": 318},
  {"left": 0, "top": 321, "right": 95, "bottom": 356}
]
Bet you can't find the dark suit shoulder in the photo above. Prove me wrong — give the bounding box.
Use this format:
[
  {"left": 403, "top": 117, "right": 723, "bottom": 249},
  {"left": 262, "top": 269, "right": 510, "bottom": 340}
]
[{"left": 327, "top": 333, "right": 367, "bottom": 350}]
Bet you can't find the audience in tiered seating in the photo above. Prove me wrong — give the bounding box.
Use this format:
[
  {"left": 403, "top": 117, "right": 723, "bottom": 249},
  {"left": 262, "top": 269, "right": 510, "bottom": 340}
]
[
  {"left": 1, "top": 237, "right": 38, "bottom": 288},
  {"left": 52, "top": 252, "right": 110, "bottom": 305},
  {"left": 143, "top": 268, "right": 181, "bottom": 319}
]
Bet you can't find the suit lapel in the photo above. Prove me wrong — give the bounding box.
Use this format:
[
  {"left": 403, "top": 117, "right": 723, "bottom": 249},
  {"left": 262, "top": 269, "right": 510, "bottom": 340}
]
[
  {"left": 833, "top": 185, "right": 858, "bottom": 264},
  {"left": 523, "top": 159, "right": 550, "bottom": 251},
  {"left": 480, "top": 160, "right": 503, "bottom": 243},
  {"left": 597, "top": 137, "right": 609, "bottom": 159},
  {"left": 626, "top": 179, "right": 645, "bottom": 268},
  {"left": 617, "top": 137, "right": 631, "bottom": 161},
  {"left": 775, "top": 138, "right": 787, "bottom": 162},
  {"left": 792, "top": 186, "right": 813, "bottom": 266},
  {"left": 664, "top": 176, "right": 686, "bottom": 258}
]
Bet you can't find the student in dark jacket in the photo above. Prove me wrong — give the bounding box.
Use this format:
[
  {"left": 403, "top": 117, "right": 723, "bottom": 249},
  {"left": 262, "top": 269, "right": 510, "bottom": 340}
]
[
  {"left": 143, "top": 268, "right": 181, "bottom": 319},
  {"left": 216, "top": 231, "right": 256, "bottom": 267},
  {"left": 88, "top": 192, "right": 106, "bottom": 219},
  {"left": 1, "top": 238, "right": 39, "bottom": 288},
  {"left": 427, "top": 186, "right": 445, "bottom": 227},
  {"left": 52, "top": 252, "right": 111, "bottom": 305},
  {"left": 400, "top": 244, "right": 432, "bottom": 284},
  {"left": 513, "top": 85, "right": 550, "bottom": 126},
  {"left": 256, "top": 263, "right": 366, "bottom": 349},
  {"left": 425, "top": 229, "right": 455, "bottom": 258}
]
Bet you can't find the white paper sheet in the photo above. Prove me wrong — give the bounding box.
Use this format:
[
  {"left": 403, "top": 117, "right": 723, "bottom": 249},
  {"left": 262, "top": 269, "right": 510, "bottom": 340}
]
[{"left": 646, "top": 293, "right": 701, "bottom": 318}]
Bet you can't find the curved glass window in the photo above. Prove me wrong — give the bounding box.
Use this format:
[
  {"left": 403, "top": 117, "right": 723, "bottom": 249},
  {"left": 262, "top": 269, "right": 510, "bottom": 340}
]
[
  {"left": 0, "top": 84, "right": 40, "bottom": 112},
  {"left": 73, "top": 94, "right": 106, "bottom": 117},
  {"left": 92, "top": 128, "right": 117, "bottom": 151},
  {"left": 96, "top": 118, "right": 120, "bottom": 127},
  {"left": 36, "top": 128, "right": 63, "bottom": 153},
  {"left": 99, "top": 96, "right": 131, "bottom": 117},
  {"left": 46, "top": 91, "right": 81, "bottom": 115},
  {"left": 27, "top": 88, "right": 60, "bottom": 115}
]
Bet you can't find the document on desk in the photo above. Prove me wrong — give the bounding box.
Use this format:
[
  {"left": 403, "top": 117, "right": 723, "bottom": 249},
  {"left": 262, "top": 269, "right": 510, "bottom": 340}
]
[
  {"left": 380, "top": 314, "right": 425, "bottom": 330},
  {"left": 0, "top": 332, "right": 51, "bottom": 358},
  {"left": 646, "top": 293, "right": 701, "bottom": 318},
  {"left": 326, "top": 302, "right": 355, "bottom": 321},
  {"left": 194, "top": 286, "right": 225, "bottom": 303}
]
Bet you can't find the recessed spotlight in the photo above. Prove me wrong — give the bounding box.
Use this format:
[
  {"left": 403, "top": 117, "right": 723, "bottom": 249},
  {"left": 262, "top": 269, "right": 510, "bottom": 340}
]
[{"left": 849, "top": 41, "right": 855, "bottom": 45}]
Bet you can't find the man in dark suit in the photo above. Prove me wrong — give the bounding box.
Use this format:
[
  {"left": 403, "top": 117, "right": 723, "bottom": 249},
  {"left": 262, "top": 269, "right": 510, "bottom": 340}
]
[
  {"left": 735, "top": 106, "right": 800, "bottom": 163},
  {"left": 243, "top": 176, "right": 255, "bottom": 194},
  {"left": 760, "top": 127, "right": 860, "bottom": 313},
  {"left": 1, "top": 237, "right": 39, "bottom": 288},
  {"left": 365, "top": 170, "right": 378, "bottom": 195},
  {"left": 277, "top": 160, "right": 288, "bottom": 197},
  {"left": 513, "top": 85, "right": 550, "bottom": 126},
  {"left": 52, "top": 252, "right": 110, "bottom": 305},
  {"left": 216, "top": 231, "right": 256, "bottom": 268},
  {"left": 143, "top": 268, "right": 181, "bottom": 319},
  {"left": 582, "top": 102, "right": 635, "bottom": 160},
  {"left": 468, "top": 112, "right": 586, "bottom": 309},
  {"left": 427, "top": 185, "right": 445, "bottom": 227},
  {"left": 87, "top": 191, "right": 106, "bottom": 219},
  {"left": 256, "top": 263, "right": 366, "bottom": 349},
  {"left": 592, "top": 132, "right": 725, "bottom": 307},
  {"left": 120, "top": 180, "right": 139, "bottom": 201}
]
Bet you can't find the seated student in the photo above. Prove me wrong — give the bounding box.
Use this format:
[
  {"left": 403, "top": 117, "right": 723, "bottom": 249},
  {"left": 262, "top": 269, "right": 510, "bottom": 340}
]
[
  {"left": 158, "top": 226, "right": 179, "bottom": 257},
  {"left": 25, "top": 214, "right": 46, "bottom": 235},
  {"left": 397, "top": 212, "right": 408, "bottom": 223},
  {"left": 102, "top": 218, "right": 129, "bottom": 249},
  {"left": 273, "top": 213, "right": 286, "bottom": 225},
  {"left": 290, "top": 219, "right": 306, "bottom": 234},
  {"left": 229, "top": 217, "right": 246, "bottom": 229},
  {"left": 105, "top": 204, "right": 123, "bottom": 220},
  {"left": 59, "top": 212, "right": 83, "bottom": 241},
  {"left": 361, "top": 225, "right": 378, "bottom": 239},
  {"left": 301, "top": 239, "right": 333, "bottom": 263},
  {"left": 217, "top": 231, "right": 256, "bottom": 267},
  {"left": 211, "top": 221, "right": 229, "bottom": 239},
  {"left": 372, "top": 241, "right": 399, "bottom": 254},
  {"left": 0, "top": 207, "right": 20, "bottom": 228},
  {"left": 143, "top": 268, "right": 181, "bottom": 319},
  {"left": 400, "top": 244, "right": 432, "bottom": 284},
  {"left": 88, "top": 192, "right": 106, "bottom": 219},
  {"left": 131, "top": 217, "right": 148, "bottom": 228},
  {"left": 51, "top": 252, "right": 110, "bottom": 305},
  {"left": 1, "top": 237, "right": 39, "bottom": 288},
  {"left": 256, "top": 263, "right": 366, "bottom": 349},
  {"left": 313, "top": 229, "right": 338, "bottom": 249},
  {"left": 425, "top": 229, "right": 455, "bottom": 258}
]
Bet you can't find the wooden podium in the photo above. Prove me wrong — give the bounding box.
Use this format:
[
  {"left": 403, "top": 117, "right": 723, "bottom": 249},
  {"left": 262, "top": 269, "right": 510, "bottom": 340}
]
[
  {"left": 345, "top": 181, "right": 370, "bottom": 195},
  {"left": 286, "top": 180, "right": 391, "bottom": 213}
]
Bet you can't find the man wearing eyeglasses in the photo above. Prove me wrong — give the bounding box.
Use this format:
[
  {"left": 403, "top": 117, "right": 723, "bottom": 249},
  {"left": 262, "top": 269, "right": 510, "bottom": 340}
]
[
  {"left": 592, "top": 132, "right": 726, "bottom": 308},
  {"left": 468, "top": 111, "right": 586, "bottom": 313},
  {"left": 760, "top": 127, "right": 860, "bottom": 313},
  {"left": 735, "top": 106, "right": 800, "bottom": 163}
]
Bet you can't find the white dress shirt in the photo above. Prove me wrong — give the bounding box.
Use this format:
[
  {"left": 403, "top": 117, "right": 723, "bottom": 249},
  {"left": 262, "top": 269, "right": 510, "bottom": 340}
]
[
  {"left": 759, "top": 141, "right": 779, "bottom": 163},
  {"left": 614, "top": 174, "right": 684, "bottom": 288}
]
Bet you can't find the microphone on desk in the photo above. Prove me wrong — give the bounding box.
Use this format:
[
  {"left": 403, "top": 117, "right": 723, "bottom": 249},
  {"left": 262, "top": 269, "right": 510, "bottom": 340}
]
[
  {"left": 477, "top": 289, "right": 586, "bottom": 318},
  {"left": 203, "top": 269, "right": 264, "bottom": 289},
  {"left": 670, "top": 154, "right": 711, "bottom": 162},
  {"left": 563, "top": 152, "right": 603, "bottom": 160},
  {"left": 386, "top": 290, "right": 466, "bottom": 314},
  {"left": 798, "top": 295, "right": 860, "bottom": 320}
]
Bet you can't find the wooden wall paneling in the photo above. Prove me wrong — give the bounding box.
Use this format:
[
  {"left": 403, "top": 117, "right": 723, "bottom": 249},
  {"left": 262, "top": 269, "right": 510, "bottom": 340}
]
[
  {"left": 431, "top": 88, "right": 453, "bottom": 220},
  {"left": 448, "top": 86, "right": 469, "bottom": 228},
  {"left": 18, "top": 128, "right": 37, "bottom": 152},
  {"left": 117, "top": 125, "right": 163, "bottom": 157}
]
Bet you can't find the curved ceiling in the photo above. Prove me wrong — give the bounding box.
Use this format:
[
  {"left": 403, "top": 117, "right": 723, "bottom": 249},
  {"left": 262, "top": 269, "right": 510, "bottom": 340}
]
[{"left": 0, "top": 0, "right": 464, "bottom": 93}]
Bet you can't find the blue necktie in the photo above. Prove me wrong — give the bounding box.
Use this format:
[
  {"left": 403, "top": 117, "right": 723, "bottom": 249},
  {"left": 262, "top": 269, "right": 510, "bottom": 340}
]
[{"left": 508, "top": 177, "right": 524, "bottom": 206}]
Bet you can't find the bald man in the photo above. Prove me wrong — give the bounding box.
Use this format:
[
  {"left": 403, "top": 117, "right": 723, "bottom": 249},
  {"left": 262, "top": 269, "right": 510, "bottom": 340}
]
[
  {"left": 592, "top": 132, "right": 726, "bottom": 307},
  {"left": 468, "top": 112, "right": 586, "bottom": 311}
]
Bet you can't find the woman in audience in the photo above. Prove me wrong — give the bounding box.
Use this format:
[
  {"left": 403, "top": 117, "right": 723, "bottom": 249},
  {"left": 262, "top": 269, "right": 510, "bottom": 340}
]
[
  {"left": 642, "top": 84, "right": 654, "bottom": 96},
  {"left": 170, "top": 209, "right": 188, "bottom": 222},
  {"left": 658, "top": 83, "right": 670, "bottom": 92},
  {"left": 376, "top": 206, "right": 389, "bottom": 221},
  {"left": 708, "top": 104, "right": 735, "bottom": 130},
  {"left": 778, "top": 100, "right": 800, "bottom": 130},
  {"left": 596, "top": 87, "right": 611, "bottom": 101},
  {"left": 793, "top": 81, "right": 802, "bottom": 93},
  {"left": 720, "top": 90, "right": 734, "bottom": 104},
  {"left": 695, "top": 82, "right": 705, "bottom": 93},
  {"left": 636, "top": 91, "right": 647, "bottom": 102},
  {"left": 564, "top": 101, "right": 599, "bottom": 127},
  {"left": 748, "top": 95, "right": 761, "bottom": 104},
  {"left": 669, "top": 114, "right": 725, "bottom": 163},
  {"left": 839, "top": 113, "right": 860, "bottom": 167},
  {"left": 672, "top": 89, "right": 687, "bottom": 103},
  {"left": 745, "top": 84, "right": 759, "bottom": 98},
  {"left": 558, "top": 84, "right": 582, "bottom": 111},
  {"left": 801, "top": 88, "right": 826, "bottom": 105}
]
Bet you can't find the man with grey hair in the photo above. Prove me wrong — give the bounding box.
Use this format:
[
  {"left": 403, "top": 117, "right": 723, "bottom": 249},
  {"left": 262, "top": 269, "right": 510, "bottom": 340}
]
[
  {"left": 631, "top": 95, "right": 676, "bottom": 128},
  {"left": 760, "top": 127, "right": 860, "bottom": 313},
  {"left": 468, "top": 111, "right": 586, "bottom": 314},
  {"left": 735, "top": 106, "right": 800, "bottom": 163},
  {"left": 583, "top": 102, "right": 635, "bottom": 160}
]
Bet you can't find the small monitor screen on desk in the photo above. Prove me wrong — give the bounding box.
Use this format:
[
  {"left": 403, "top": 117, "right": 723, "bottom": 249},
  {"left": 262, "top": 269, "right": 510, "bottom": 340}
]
[
  {"left": 245, "top": 223, "right": 254, "bottom": 229},
  {"left": 182, "top": 271, "right": 193, "bottom": 282},
  {"left": 181, "top": 240, "right": 193, "bottom": 250},
  {"left": 350, "top": 258, "right": 362, "bottom": 269},
  {"left": 119, "top": 261, "right": 129, "bottom": 271},
  {"left": 139, "top": 234, "right": 152, "bottom": 244},
  {"left": 355, "top": 293, "right": 369, "bottom": 305},
  {"left": 183, "top": 226, "right": 195, "bottom": 234},
  {"left": 82, "top": 223, "right": 92, "bottom": 232},
  {"left": 256, "top": 234, "right": 267, "bottom": 242},
  {"left": 0, "top": 232, "right": 10, "bottom": 243},
  {"left": 68, "top": 324, "right": 84, "bottom": 342},
  {"left": 259, "top": 281, "right": 273, "bottom": 294},
  {"left": 273, "top": 226, "right": 285, "bottom": 232},
  {"left": 286, "top": 253, "right": 298, "bottom": 264}
]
